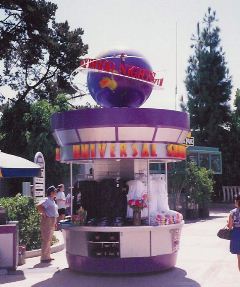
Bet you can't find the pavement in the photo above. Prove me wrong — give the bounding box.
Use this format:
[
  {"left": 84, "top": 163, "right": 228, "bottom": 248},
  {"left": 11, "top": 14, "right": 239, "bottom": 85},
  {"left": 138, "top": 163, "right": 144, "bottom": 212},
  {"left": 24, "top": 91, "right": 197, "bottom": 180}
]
[{"left": 0, "top": 203, "right": 239, "bottom": 287}]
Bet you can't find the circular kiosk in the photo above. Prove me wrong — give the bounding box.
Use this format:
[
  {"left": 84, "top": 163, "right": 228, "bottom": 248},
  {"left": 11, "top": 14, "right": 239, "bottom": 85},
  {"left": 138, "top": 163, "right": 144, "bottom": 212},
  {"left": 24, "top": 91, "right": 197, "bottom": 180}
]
[{"left": 51, "top": 50, "right": 190, "bottom": 273}]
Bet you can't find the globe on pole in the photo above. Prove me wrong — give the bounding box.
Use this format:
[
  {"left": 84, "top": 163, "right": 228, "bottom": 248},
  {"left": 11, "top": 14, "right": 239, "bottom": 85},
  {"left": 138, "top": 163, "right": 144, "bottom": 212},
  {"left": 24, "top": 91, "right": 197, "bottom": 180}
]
[{"left": 86, "top": 50, "right": 154, "bottom": 108}]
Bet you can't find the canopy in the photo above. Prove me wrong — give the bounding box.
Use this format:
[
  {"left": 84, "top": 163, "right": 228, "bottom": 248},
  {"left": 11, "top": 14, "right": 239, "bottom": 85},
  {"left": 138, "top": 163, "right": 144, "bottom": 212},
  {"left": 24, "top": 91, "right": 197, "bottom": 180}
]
[{"left": 0, "top": 152, "right": 41, "bottom": 178}]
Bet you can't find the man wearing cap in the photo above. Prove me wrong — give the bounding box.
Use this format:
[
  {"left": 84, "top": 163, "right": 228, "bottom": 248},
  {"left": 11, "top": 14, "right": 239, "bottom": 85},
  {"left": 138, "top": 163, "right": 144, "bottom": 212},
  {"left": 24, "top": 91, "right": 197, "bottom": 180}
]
[{"left": 37, "top": 186, "right": 58, "bottom": 263}]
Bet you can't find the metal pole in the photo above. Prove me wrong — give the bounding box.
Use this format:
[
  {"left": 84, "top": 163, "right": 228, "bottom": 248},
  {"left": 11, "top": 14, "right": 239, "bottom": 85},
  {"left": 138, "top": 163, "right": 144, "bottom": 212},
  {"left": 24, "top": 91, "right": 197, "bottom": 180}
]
[
  {"left": 70, "top": 162, "right": 73, "bottom": 217},
  {"left": 147, "top": 159, "right": 150, "bottom": 226},
  {"left": 165, "top": 162, "right": 168, "bottom": 194}
]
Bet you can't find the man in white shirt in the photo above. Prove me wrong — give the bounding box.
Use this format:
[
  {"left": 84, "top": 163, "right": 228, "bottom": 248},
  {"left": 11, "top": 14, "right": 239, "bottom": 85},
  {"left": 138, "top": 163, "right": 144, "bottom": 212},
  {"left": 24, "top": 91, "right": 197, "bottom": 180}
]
[{"left": 56, "top": 184, "right": 66, "bottom": 221}]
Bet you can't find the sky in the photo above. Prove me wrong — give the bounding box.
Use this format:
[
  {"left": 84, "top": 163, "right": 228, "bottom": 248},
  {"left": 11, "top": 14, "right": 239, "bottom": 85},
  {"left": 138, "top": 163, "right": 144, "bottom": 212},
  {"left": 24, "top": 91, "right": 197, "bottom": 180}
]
[
  {"left": 2, "top": 0, "right": 240, "bottom": 110},
  {"left": 50, "top": 0, "right": 240, "bottom": 110}
]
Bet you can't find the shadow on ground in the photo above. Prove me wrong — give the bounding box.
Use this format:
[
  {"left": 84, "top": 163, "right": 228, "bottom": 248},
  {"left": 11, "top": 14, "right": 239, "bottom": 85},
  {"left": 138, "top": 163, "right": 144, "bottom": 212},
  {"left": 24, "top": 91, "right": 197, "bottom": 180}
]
[
  {"left": 184, "top": 214, "right": 227, "bottom": 224},
  {"left": 0, "top": 270, "right": 25, "bottom": 284},
  {"left": 30, "top": 267, "right": 200, "bottom": 287},
  {"left": 184, "top": 204, "right": 231, "bottom": 225}
]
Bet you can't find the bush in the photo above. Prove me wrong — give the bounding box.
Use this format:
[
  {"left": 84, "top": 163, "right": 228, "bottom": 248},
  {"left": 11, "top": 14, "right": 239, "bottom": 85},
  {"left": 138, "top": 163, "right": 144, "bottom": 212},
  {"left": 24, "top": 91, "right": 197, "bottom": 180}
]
[
  {"left": 185, "top": 161, "right": 214, "bottom": 208},
  {"left": 168, "top": 161, "right": 214, "bottom": 218},
  {"left": 0, "top": 195, "right": 41, "bottom": 250}
]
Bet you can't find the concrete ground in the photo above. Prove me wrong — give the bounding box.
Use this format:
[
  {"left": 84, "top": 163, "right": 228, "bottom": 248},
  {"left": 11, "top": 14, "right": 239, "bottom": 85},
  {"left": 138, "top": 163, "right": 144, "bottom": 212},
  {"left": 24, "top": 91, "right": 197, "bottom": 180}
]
[{"left": 0, "top": 203, "right": 239, "bottom": 287}]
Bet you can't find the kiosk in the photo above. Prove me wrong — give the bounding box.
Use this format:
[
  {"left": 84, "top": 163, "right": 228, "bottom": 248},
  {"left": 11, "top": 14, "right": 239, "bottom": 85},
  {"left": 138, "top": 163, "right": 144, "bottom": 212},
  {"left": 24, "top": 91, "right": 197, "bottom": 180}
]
[{"left": 51, "top": 50, "right": 190, "bottom": 273}]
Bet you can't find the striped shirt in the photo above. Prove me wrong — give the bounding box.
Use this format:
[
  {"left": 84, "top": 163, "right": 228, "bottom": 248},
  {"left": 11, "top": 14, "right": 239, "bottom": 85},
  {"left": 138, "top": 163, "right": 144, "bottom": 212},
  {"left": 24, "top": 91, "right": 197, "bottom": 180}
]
[{"left": 230, "top": 208, "right": 240, "bottom": 228}]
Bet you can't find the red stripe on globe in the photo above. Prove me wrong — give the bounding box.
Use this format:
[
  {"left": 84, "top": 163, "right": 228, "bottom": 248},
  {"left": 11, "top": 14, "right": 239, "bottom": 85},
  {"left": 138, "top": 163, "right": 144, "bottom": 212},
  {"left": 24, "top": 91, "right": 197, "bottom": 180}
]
[{"left": 72, "top": 50, "right": 163, "bottom": 108}]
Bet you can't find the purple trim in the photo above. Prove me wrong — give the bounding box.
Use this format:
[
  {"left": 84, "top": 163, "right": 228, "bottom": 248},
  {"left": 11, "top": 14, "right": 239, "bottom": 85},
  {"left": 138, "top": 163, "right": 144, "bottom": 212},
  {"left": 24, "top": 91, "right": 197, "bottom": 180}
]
[
  {"left": 0, "top": 225, "right": 16, "bottom": 233},
  {"left": 13, "top": 226, "right": 17, "bottom": 269},
  {"left": 51, "top": 108, "right": 189, "bottom": 130},
  {"left": 56, "top": 139, "right": 189, "bottom": 147},
  {"left": 66, "top": 252, "right": 177, "bottom": 273}
]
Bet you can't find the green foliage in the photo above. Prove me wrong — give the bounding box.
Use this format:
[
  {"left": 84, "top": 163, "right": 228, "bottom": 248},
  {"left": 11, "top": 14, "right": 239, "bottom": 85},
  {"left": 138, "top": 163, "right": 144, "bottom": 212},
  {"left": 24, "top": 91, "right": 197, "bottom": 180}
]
[
  {"left": 221, "top": 88, "right": 240, "bottom": 185},
  {"left": 168, "top": 161, "right": 214, "bottom": 209},
  {"left": 0, "top": 0, "right": 88, "bottom": 102},
  {"left": 0, "top": 0, "right": 89, "bottom": 188},
  {"left": 183, "top": 7, "right": 238, "bottom": 191},
  {"left": 233, "top": 89, "right": 240, "bottom": 114},
  {"left": 0, "top": 101, "right": 31, "bottom": 157},
  {"left": 0, "top": 196, "right": 41, "bottom": 250},
  {"left": 24, "top": 96, "right": 70, "bottom": 186},
  {"left": 184, "top": 161, "right": 214, "bottom": 207},
  {"left": 0, "top": 1, "right": 90, "bottom": 189},
  {"left": 184, "top": 8, "right": 232, "bottom": 147},
  {"left": 0, "top": 94, "right": 71, "bottom": 188}
]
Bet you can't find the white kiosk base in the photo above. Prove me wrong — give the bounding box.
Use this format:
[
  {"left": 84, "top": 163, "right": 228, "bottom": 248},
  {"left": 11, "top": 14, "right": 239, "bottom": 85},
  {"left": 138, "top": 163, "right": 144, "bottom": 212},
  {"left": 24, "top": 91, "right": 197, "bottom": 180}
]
[{"left": 62, "top": 223, "right": 183, "bottom": 273}]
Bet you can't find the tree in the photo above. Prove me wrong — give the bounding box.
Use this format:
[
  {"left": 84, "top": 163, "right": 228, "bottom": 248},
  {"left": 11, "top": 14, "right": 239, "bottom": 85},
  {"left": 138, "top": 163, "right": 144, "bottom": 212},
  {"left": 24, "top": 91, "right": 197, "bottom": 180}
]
[
  {"left": 0, "top": 0, "right": 88, "bottom": 103},
  {"left": 221, "top": 88, "right": 240, "bottom": 185},
  {"left": 0, "top": 0, "right": 90, "bottom": 191},
  {"left": 0, "top": 94, "right": 71, "bottom": 189},
  {"left": 168, "top": 161, "right": 213, "bottom": 217},
  {"left": 184, "top": 161, "right": 214, "bottom": 208},
  {"left": 184, "top": 8, "right": 232, "bottom": 148},
  {"left": 232, "top": 89, "right": 240, "bottom": 123}
]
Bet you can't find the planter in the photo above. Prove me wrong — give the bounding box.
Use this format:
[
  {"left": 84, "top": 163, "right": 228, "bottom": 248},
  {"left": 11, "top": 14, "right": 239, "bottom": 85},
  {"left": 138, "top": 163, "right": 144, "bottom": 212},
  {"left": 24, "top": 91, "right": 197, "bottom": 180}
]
[
  {"left": 185, "top": 208, "right": 199, "bottom": 220},
  {"left": 198, "top": 207, "right": 209, "bottom": 219}
]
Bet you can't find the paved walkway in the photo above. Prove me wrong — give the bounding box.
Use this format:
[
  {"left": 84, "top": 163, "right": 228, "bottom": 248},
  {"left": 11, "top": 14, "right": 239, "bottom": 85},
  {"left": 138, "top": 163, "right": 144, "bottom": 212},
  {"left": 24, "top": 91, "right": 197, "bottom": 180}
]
[{"left": 1, "top": 203, "right": 239, "bottom": 287}]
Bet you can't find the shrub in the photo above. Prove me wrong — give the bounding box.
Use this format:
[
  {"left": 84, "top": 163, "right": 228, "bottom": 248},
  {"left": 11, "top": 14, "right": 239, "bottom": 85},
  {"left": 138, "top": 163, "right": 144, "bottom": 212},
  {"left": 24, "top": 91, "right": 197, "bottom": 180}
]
[
  {"left": 0, "top": 195, "right": 41, "bottom": 250},
  {"left": 168, "top": 161, "right": 214, "bottom": 214},
  {"left": 184, "top": 161, "right": 214, "bottom": 208}
]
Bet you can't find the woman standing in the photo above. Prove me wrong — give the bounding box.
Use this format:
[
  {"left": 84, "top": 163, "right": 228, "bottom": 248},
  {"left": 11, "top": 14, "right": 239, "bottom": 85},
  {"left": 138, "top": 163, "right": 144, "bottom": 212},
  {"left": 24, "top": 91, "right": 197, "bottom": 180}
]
[
  {"left": 227, "top": 195, "right": 240, "bottom": 271},
  {"left": 37, "top": 186, "right": 58, "bottom": 263}
]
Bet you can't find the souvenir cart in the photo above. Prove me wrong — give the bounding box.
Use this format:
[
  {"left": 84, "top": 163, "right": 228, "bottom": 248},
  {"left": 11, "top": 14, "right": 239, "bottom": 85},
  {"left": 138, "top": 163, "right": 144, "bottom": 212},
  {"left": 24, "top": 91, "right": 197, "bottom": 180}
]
[{"left": 51, "top": 50, "right": 190, "bottom": 273}]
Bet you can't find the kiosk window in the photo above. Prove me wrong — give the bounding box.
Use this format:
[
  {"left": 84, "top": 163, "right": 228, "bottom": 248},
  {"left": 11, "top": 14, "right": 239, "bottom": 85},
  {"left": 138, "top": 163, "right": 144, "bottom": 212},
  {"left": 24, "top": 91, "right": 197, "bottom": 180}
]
[{"left": 149, "top": 163, "right": 165, "bottom": 174}]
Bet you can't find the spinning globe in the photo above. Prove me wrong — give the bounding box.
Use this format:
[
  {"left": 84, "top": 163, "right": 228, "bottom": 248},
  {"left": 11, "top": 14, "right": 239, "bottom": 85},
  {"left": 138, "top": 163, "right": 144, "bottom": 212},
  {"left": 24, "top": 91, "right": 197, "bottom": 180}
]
[{"left": 87, "top": 50, "right": 154, "bottom": 108}]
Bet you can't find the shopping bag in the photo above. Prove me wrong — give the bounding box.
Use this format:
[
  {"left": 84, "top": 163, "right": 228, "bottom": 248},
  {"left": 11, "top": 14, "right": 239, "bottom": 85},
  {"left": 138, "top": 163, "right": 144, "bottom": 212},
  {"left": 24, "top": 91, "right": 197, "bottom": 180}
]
[{"left": 217, "top": 227, "right": 231, "bottom": 240}]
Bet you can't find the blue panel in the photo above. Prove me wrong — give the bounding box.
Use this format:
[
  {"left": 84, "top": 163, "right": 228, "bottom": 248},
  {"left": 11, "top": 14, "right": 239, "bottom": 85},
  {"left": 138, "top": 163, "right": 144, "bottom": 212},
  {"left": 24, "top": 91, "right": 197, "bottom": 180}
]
[{"left": 2, "top": 168, "right": 40, "bottom": 178}]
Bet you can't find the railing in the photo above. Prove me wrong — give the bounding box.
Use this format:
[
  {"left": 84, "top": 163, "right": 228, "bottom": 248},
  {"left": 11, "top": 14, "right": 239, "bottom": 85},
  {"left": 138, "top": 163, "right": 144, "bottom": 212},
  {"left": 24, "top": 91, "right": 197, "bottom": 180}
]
[{"left": 222, "top": 186, "right": 240, "bottom": 202}]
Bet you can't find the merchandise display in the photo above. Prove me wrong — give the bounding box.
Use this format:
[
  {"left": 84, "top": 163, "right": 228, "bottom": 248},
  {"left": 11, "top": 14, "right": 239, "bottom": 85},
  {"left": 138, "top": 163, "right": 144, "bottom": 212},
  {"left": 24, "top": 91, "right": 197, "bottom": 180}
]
[
  {"left": 150, "top": 210, "right": 183, "bottom": 226},
  {"left": 126, "top": 179, "right": 148, "bottom": 218}
]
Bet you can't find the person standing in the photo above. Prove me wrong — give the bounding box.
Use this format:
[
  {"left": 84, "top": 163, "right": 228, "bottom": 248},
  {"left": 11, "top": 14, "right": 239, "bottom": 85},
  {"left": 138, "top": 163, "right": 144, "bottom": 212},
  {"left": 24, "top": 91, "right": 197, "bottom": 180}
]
[
  {"left": 56, "top": 184, "right": 66, "bottom": 222},
  {"left": 65, "top": 191, "right": 72, "bottom": 216},
  {"left": 37, "top": 186, "right": 58, "bottom": 263},
  {"left": 227, "top": 195, "right": 240, "bottom": 271}
]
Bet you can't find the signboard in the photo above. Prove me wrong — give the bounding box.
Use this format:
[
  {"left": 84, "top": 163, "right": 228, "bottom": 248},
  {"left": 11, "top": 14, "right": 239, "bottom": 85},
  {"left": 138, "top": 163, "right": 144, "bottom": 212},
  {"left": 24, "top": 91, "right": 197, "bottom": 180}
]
[
  {"left": 184, "top": 132, "right": 194, "bottom": 146},
  {"left": 56, "top": 142, "right": 187, "bottom": 161},
  {"left": 185, "top": 137, "right": 194, "bottom": 146},
  {"left": 33, "top": 152, "right": 45, "bottom": 202},
  {"left": 80, "top": 57, "right": 164, "bottom": 87},
  {"left": 22, "top": 182, "right": 31, "bottom": 197}
]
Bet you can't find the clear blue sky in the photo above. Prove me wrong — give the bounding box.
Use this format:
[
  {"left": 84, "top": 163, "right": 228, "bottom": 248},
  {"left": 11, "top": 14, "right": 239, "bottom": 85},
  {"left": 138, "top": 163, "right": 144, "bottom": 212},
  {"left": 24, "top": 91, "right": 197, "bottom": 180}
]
[{"left": 2, "top": 0, "right": 240, "bottom": 110}]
